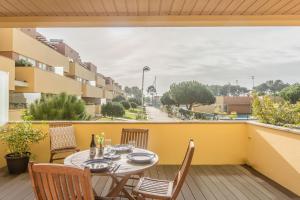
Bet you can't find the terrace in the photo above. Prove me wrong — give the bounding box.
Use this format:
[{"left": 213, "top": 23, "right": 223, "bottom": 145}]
[
  {"left": 0, "top": 0, "right": 300, "bottom": 199},
  {"left": 0, "top": 121, "right": 299, "bottom": 199}
]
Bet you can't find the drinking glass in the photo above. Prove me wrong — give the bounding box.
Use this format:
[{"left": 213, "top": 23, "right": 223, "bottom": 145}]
[
  {"left": 128, "top": 140, "right": 136, "bottom": 149},
  {"left": 104, "top": 139, "right": 112, "bottom": 154}
]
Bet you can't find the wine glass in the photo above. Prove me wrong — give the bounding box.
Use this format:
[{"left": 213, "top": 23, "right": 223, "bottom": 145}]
[
  {"left": 104, "top": 139, "right": 112, "bottom": 154},
  {"left": 128, "top": 140, "right": 136, "bottom": 150}
]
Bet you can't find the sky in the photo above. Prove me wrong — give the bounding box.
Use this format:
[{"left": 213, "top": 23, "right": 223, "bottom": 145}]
[{"left": 38, "top": 27, "right": 300, "bottom": 95}]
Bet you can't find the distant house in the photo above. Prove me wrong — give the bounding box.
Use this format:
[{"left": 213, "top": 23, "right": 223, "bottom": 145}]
[{"left": 193, "top": 96, "right": 252, "bottom": 114}]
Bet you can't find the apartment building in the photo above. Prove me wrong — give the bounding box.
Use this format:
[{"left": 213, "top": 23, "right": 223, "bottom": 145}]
[
  {"left": 104, "top": 77, "right": 123, "bottom": 100},
  {"left": 0, "top": 28, "right": 123, "bottom": 120}
]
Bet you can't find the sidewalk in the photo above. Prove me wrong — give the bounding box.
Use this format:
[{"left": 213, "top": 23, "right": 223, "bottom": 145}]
[{"left": 146, "top": 106, "right": 178, "bottom": 122}]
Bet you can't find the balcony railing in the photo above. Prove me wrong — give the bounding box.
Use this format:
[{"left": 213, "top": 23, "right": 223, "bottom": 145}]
[
  {"left": 82, "top": 83, "right": 103, "bottom": 98},
  {"left": 14, "top": 67, "right": 82, "bottom": 95}
]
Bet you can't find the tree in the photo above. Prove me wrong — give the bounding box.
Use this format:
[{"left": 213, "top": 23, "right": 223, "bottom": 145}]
[
  {"left": 207, "top": 85, "right": 223, "bottom": 96},
  {"left": 101, "top": 102, "right": 125, "bottom": 118},
  {"left": 254, "top": 80, "right": 289, "bottom": 95},
  {"left": 169, "top": 81, "right": 215, "bottom": 110},
  {"left": 160, "top": 92, "right": 176, "bottom": 106},
  {"left": 280, "top": 84, "right": 300, "bottom": 104},
  {"left": 130, "top": 102, "right": 137, "bottom": 109},
  {"left": 121, "top": 101, "right": 131, "bottom": 110},
  {"left": 208, "top": 84, "right": 249, "bottom": 96},
  {"left": 128, "top": 97, "right": 142, "bottom": 106},
  {"left": 147, "top": 85, "right": 156, "bottom": 105},
  {"left": 124, "top": 86, "right": 142, "bottom": 100},
  {"left": 112, "top": 95, "right": 126, "bottom": 102},
  {"left": 26, "top": 93, "right": 91, "bottom": 120}
]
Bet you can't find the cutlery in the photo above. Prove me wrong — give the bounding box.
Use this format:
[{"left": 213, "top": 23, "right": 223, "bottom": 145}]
[{"left": 112, "top": 164, "right": 121, "bottom": 173}]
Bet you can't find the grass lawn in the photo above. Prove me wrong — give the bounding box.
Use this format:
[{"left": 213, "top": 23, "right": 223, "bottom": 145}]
[{"left": 124, "top": 110, "right": 138, "bottom": 120}]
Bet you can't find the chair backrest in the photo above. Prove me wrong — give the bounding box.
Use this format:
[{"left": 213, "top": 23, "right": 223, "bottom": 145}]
[
  {"left": 49, "top": 122, "right": 77, "bottom": 151},
  {"left": 121, "top": 128, "right": 149, "bottom": 149},
  {"left": 172, "top": 139, "right": 195, "bottom": 199},
  {"left": 28, "top": 162, "right": 94, "bottom": 200}
]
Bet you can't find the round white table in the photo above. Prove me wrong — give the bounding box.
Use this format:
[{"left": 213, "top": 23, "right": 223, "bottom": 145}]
[{"left": 64, "top": 148, "right": 159, "bottom": 199}]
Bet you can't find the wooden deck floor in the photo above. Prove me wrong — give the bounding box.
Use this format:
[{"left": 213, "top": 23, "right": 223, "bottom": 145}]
[{"left": 0, "top": 165, "right": 299, "bottom": 200}]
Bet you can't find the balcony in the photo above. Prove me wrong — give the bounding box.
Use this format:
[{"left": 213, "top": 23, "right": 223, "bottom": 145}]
[
  {"left": 104, "top": 89, "right": 113, "bottom": 100},
  {"left": 0, "top": 121, "right": 299, "bottom": 199},
  {"left": 82, "top": 83, "right": 103, "bottom": 98},
  {"left": 14, "top": 67, "right": 82, "bottom": 96},
  {"left": 68, "top": 62, "right": 95, "bottom": 81}
]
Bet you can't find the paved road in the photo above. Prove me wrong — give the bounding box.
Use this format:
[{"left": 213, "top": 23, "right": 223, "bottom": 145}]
[{"left": 146, "top": 106, "right": 178, "bottom": 121}]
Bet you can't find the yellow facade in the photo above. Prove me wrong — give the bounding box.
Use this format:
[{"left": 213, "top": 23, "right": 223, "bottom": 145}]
[
  {"left": 0, "top": 55, "right": 15, "bottom": 90},
  {"left": 15, "top": 67, "right": 82, "bottom": 95},
  {"left": 82, "top": 83, "right": 103, "bottom": 98},
  {"left": 68, "top": 62, "right": 95, "bottom": 81},
  {"left": 0, "top": 28, "right": 70, "bottom": 72}
]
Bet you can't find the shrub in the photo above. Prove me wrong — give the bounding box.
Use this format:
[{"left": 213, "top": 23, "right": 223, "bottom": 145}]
[
  {"left": 101, "top": 102, "right": 125, "bottom": 118},
  {"left": 121, "top": 101, "right": 131, "bottom": 110},
  {"left": 15, "top": 59, "right": 33, "bottom": 67},
  {"left": 178, "top": 108, "right": 193, "bottom": 119},
  {"left": 136, "top": 112, "right": 147, "bottom": 120},
  {"left": 252, "top": 93, "right": 300, "bottom": 126},
  {"left": 26, "top": 93, "right": 91, "bottom": 120},
  {"left": 130, "top": 102, "right": 137, "bottom": 109},
  {"left": 128, "top": 98, "right": 141, "bottom": 106},
  {"left": 112, "top": 95, "right": 126, "bottom": 102}
]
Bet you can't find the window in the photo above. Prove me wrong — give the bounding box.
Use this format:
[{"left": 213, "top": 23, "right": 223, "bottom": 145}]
[
  {"left": 18, "top": 55, "right": 36, "bottom": 66},
  {"left": 54, "top": 66, "right": 64, "bottom": 76},
  {"left": 38, "top": 63, "right": 47, "bottom": 70},
  {"left": 89, "top": 81, "right": 96, "bottom": 86}
]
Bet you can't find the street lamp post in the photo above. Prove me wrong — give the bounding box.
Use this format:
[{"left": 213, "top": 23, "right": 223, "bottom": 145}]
[{"left": 141, "top": 66, "right": 150, "bottom": 107}]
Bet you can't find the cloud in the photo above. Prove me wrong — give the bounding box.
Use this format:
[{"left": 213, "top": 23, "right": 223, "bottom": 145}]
[{"left": 38, "top": 27, "right": 300, "bottom": 95}]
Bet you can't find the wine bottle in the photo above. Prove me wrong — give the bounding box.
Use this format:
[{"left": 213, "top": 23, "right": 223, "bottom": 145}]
[{"left": 90, "top": 134, "right": 96, "bottom": 158}]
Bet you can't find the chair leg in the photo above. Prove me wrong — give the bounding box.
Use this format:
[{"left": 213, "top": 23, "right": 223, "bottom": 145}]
[{"left": 49, "top": 152, "right": 54, "bottom": 163}]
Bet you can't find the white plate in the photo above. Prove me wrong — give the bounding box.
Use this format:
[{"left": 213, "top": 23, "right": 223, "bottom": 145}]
[{"left": 127, "top": 152, "right": 155, "bottom": 164}]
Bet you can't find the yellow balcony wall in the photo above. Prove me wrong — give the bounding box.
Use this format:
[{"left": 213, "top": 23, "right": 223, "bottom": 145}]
[
  {"left": 0, "top": 55, "right": 15, "bottom": 90},
  {"left": 15, "top": 67, "right": 82, "bottom": 96},
  {"left": 0, "top": 28, "right": 70, "bottom": 72},
  {"left": 82, "top": 84, "right": 103, "bottom": 98},
  {"left": 247, "top": 122, "right": 300, "bottom": 196},
  {"left": 68, "top": 62, "right": 95, "bottom": 81}
]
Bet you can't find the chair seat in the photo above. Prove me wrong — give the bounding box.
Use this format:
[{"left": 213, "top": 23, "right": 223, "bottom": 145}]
[{"left": 134, "top": 177, "right": 173, "bottom": 199}]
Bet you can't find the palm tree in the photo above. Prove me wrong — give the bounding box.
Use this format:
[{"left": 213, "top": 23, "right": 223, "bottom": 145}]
[{"left": 147, "top": 85, "right": 156, "bottom": 106}]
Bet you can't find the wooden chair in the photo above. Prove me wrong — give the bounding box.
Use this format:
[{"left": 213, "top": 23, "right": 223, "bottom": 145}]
[
  {"left": 49, "top": 122, "right": 80, "bottom": 163},
  {"left": 133, "top": 139, "right": 195, "bottom": 200},
  {"left": 120, "top": 128, "right": 149, "bottom": 149},
  {"left": 112, "top": 128, "right": 149, "bottom": 194},
  {"left": 28, "top": 162, "right": 95, "bottom": 200}
]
